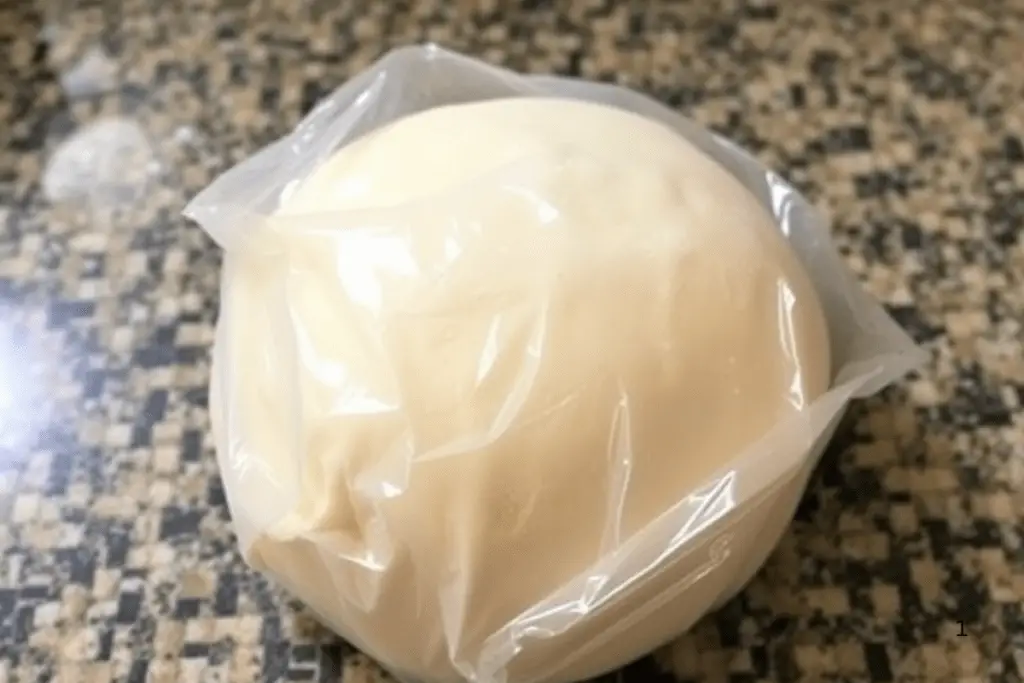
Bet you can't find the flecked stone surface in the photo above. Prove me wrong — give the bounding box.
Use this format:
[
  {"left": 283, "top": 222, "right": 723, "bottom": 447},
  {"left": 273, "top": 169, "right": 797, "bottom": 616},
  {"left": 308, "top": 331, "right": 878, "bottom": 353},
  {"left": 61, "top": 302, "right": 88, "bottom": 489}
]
[{"left": 1, "top": 0, "right": 1023, "bottom": 681}]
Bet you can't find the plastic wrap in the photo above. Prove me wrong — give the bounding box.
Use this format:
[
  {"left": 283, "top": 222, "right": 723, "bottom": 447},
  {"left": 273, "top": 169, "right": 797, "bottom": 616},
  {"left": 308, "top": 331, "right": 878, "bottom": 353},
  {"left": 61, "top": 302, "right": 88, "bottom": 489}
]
[{"left": 184, "top": 45, "right": 926, "bottom": 683}]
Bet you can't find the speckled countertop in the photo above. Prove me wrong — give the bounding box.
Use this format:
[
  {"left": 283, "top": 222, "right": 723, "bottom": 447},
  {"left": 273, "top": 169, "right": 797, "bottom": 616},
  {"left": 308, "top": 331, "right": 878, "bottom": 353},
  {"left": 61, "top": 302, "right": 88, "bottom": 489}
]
[{"left": 1, "top": 0, "right": 1023, "bottom": 681}]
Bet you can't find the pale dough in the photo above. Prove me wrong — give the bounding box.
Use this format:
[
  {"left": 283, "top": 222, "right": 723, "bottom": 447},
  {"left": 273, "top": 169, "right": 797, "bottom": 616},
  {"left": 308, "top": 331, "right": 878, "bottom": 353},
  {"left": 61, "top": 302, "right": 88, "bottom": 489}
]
[{"left": 211, "top": 97, "right": 831, "bottom": 683}]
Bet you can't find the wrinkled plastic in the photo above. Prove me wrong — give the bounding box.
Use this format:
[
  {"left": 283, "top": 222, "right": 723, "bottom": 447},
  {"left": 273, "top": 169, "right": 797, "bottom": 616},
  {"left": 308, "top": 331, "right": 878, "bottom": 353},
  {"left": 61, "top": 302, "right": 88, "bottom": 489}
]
[{"left": 184, "top": 45, "right": 926, "bottom": 683}]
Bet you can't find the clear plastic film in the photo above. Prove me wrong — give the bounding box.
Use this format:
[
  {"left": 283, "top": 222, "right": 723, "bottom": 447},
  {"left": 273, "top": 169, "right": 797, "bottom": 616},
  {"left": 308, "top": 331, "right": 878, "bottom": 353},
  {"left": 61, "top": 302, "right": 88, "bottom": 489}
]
[{"left": 184, "top": 45, "right": 926, "bottom": 683}]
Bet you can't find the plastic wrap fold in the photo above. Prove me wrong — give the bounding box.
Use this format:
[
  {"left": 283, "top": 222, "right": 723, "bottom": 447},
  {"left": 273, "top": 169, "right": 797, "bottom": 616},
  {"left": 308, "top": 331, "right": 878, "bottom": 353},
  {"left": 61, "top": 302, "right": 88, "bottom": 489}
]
[{"left": 184, "top": 45, "right": 925, "bottom": 683}]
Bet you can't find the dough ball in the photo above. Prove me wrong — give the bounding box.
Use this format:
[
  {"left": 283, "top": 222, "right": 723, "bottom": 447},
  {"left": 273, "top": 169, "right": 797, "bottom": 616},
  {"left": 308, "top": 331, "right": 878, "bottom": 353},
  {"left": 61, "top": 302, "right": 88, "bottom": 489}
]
[{"left": 212, "top": 97, "right": 831, "bottom": 683}]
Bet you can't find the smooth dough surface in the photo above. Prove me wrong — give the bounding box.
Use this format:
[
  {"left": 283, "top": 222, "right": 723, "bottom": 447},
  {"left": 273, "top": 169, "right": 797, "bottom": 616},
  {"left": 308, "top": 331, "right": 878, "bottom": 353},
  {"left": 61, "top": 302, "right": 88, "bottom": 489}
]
[{"left": 212, "top": 97, "right": 832, "bottom": 683}]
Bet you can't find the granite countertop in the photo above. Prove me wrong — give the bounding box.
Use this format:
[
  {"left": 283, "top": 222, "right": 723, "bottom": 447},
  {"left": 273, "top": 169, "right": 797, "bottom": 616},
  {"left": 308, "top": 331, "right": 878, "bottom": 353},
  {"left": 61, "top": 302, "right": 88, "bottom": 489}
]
[{"left": 1, "top": 0, "right": 1023, "bottom": 681}]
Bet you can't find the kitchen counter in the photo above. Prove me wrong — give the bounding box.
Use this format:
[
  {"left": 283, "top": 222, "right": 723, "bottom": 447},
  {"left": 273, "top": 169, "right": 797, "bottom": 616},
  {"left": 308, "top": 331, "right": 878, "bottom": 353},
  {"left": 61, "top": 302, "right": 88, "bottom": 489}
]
[{"left": 1, "top": 0, "right": 1022, "bottom": 681}]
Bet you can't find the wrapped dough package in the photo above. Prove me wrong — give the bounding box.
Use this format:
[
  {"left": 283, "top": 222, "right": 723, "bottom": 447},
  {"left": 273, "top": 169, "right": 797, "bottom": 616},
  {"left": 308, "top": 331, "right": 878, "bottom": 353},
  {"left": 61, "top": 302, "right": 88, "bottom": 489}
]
[{"left": 184, "top": 46, "right": 925, "bottom": 683}]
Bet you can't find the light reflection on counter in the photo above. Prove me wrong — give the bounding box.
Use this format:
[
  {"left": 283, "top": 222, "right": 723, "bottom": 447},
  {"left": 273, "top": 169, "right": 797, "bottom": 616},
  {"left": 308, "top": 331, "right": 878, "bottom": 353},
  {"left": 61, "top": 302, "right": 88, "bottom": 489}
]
[{"left": 0, "top": 322, "right": 57, "bottom": 466}]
